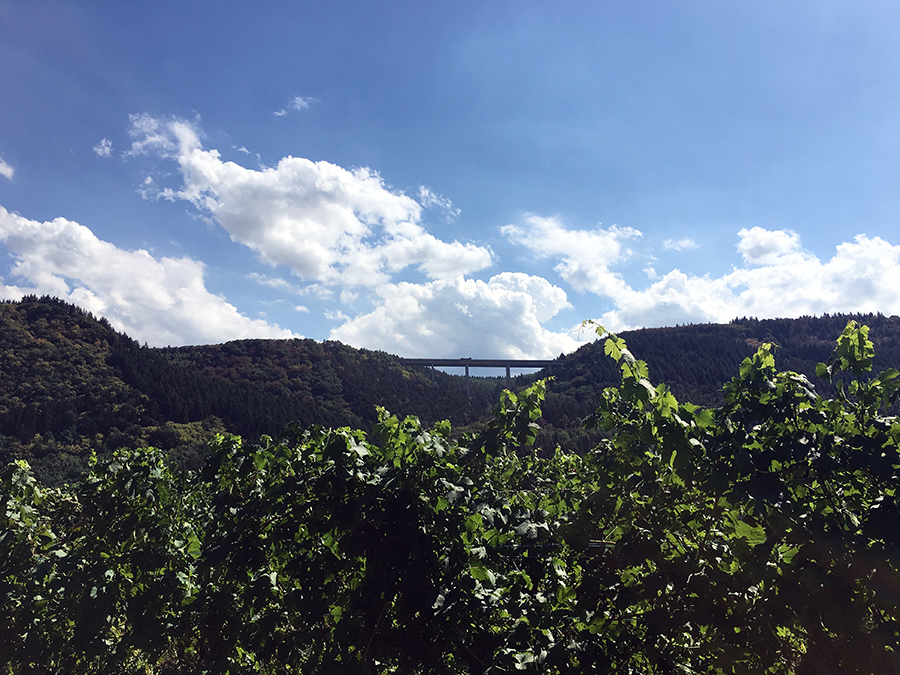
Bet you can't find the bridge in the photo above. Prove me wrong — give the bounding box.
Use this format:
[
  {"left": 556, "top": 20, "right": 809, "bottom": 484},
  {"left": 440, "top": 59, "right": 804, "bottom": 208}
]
[{"left": 399, "top": 357, "right": 558, "bottom": 395}]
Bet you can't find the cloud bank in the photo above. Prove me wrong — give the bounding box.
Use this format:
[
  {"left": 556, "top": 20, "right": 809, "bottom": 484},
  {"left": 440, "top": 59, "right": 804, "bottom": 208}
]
[
  {"left": 0, "top": 116, "right": 583, "bottom": 358},
  {"left": 0, "top": 206, "right": 296, "bottom": 346},
  {"left": 507, "top": 218, "right": 900, "bottom": 332},
  {"left": 7, "top": 111, "right": 897, "bottom": 359}
]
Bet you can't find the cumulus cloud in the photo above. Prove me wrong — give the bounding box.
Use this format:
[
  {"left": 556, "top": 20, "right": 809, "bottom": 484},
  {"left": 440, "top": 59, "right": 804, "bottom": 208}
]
[
  {"left": 0, "top": 155, "right": 13, "bottom": 180},
  {"left": 275, "top": 96, "right": 315, "bottom": 117},
  {"left": 0, "top": 206, "right": 297, "bottom": 346},
  {"left": 127, "top": 114, "right": 492, "bottom": 287},
  {"left": 502, "top": 216, "right": 641, "bottom": 297},
  {"left": 93, "top": 138, "right": 113, "bottom": 157},
  {"left": 330, "top": 272, "right": 580, "bottom": 358},
  {"left": 736, "top": 226, "right": 808, "bottom": 266},
  {"left": 663, "top": 237, "right": 698, "bottom": 251},
  {"left": 508, "top": 217, "right": 900, "bottom": 332}
]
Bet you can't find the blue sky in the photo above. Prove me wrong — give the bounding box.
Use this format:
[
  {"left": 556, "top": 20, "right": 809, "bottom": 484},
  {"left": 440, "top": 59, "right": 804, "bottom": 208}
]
[{"left": 2, "top": 0, "right": 900, "bottom": 357}]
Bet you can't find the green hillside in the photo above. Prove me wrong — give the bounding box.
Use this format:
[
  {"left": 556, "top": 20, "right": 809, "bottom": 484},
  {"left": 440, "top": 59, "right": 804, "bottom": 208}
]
[
  {"left": 0, "top": 297, "right": 505, "bottom": 483},
  {"left": 535, "top": 314, "right": 900, "bottom": 452},
  {"left": 4, "top": 295, "right": 900, "bottom": 483}
]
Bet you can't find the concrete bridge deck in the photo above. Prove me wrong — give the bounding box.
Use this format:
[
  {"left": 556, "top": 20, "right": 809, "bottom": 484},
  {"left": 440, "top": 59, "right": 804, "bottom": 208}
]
[{"left": 399, "top": 357, "right": 558, "bottom": 393}]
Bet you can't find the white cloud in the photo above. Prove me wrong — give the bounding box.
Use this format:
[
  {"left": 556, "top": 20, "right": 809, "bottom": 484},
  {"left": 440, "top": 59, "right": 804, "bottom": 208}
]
[
  {"left": 736, "top": 226, "right": 808, "bottom": 266},
  {"left": 330, "top": 273, "right": 581, "bottom": 358},
  {"left": 502, "top": 216, "right": 641, "bottom": 297},
  {"left": 247, "top": 272, "right": 294, "bottom": 290},
  {"left": 0, "top": 155, "right": 13, "bottom": 180},
  {"left": 663, "top": 237, "right": 698, "bottom": 251},
  {"left": 275, "top": 95, "right": 315, "bottom": 117},
  {"left": 508, "top": 217, "right": 900, "bottom": 332},
  {"left": 93, "top": 138, "right": 113, "bottom": 157},
  {"left": 325, "top": 309, "right": 350, "bottom": 322},
  {"left": 127, "top": 114, "right": 493, "bottom": 288},
  {"left": 418, "top": 186, "right": 461, "bottom": 220},
  {"left": 126, "top": 113, "right": 201, "bottom": 159},
  {"left": 0, "top": 206, "right": 297, "bottom": 346}
]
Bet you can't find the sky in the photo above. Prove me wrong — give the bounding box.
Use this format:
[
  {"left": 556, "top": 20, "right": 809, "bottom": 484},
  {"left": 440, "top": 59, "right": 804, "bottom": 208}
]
[{"left": 2, "top": 0, "right": 900, "bottom": 358}]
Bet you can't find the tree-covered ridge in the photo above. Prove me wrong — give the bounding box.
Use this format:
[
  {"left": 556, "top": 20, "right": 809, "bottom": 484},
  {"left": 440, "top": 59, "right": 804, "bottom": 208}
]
[
  {"left": 5, "top": 320, "right": 900, "bottom": 673},
  {"left": 535, "top": 313, "right": 900, "bottom": 452},
  {"left": 4, "top": 295, "right": 900, "bottom": 483},
  {"left": 154, "top": 337, "right": 505, "bottom": 433},
  {"left": 0, "top": 297, "right": 506, "bottom": 483}
]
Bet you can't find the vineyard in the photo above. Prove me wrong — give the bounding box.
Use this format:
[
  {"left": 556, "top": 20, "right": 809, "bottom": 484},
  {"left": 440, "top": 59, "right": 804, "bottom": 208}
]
[{"left": 4, "top": 321, "right": 900, "bottom": 673}]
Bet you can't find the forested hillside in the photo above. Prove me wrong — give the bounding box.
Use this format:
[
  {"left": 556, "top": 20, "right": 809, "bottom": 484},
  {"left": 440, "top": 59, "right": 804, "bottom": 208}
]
[
  {"left": 0, "top": 297, "right": 505, "bottom": 483},
  {"left": 536, "top": 313, "right": 900, "bottom": 452},
  {"left": 3, "top": 296, "right": 900, "bottom": 483}
]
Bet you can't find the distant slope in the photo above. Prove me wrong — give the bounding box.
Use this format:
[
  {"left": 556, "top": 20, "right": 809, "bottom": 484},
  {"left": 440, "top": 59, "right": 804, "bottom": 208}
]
[
  {"left": 119, "top": 337, "right": 506, "bottom": 436},
  {"left": 534, "top": 314, "right": 900, "bottom": 452},
  {"left": 4, "top": 296, "right": 900, "bottom": 482}
]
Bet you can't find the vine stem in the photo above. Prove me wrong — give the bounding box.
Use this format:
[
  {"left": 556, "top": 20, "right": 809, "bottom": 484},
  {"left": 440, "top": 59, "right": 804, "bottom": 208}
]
[{"left": 363, "top": 601, "right": 389, "bottom": 671}]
